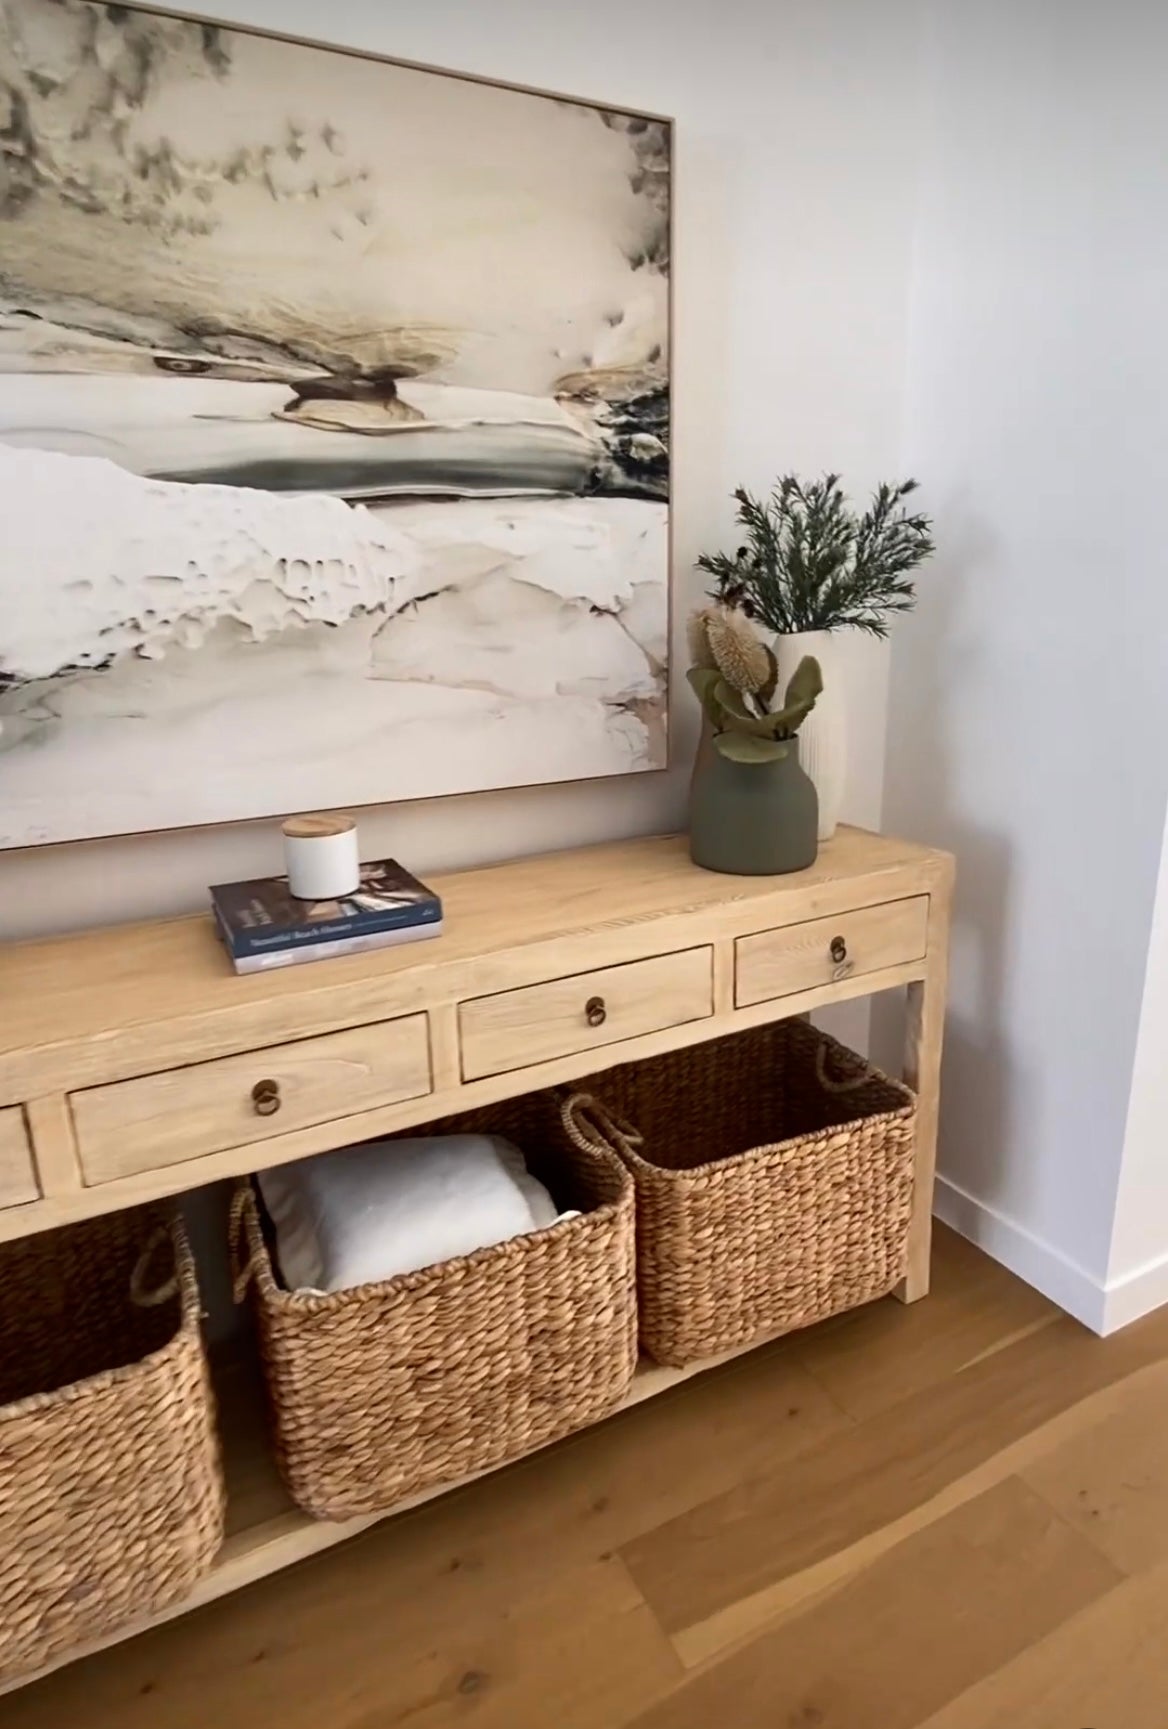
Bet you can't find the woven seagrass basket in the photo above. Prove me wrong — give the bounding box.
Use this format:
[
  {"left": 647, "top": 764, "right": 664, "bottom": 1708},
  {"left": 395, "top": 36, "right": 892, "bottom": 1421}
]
[
  {"left": 568, "top": 1018, "right": 917, "bottom": 1366},
  {"left": 0, "top": 1208, "right": 225, "bottom": 1682},
  {"left": 230, "top": 1090, "right": 637, "bottom": 1520}
]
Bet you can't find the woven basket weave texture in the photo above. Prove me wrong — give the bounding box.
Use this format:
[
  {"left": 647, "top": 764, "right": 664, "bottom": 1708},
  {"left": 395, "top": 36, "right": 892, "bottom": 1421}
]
[
  {"left": 232, "top": 1090, "right": 637, "bottom": 1519},
  {"left": 0, "top": 1208, "right": 225, "bottom": 1682},
  {"left": 573, "top": 1018, "right": 917, "bottom": 1366}
]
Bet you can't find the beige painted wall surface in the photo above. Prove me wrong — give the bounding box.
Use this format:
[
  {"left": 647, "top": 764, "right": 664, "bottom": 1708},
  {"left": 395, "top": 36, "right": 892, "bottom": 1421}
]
[{"left": 0, "top": 0, "right": 925, "bottom": 943}]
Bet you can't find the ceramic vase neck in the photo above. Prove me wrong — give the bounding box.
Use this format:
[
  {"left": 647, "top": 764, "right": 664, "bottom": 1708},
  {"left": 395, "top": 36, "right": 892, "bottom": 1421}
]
[{"left": 773, "top": 627, "right": 837, "bottom": 655}]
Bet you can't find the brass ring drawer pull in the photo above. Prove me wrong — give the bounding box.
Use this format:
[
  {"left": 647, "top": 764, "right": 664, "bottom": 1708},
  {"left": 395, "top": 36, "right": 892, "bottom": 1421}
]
[
  {"left": 585, "top": 996, "right": 607, "bottom": 1029},
  {"left": 251, "top": 1079, "right": 281, "bottom": 1117},
  {"left": 830, "top": 936, "right": 848, "bottom": 965}
]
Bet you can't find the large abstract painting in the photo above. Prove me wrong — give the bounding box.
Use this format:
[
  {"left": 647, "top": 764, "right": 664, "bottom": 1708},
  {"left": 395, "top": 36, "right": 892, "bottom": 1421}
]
[{"left": 0, "top": 2, "right": 671, "bottom": 848}]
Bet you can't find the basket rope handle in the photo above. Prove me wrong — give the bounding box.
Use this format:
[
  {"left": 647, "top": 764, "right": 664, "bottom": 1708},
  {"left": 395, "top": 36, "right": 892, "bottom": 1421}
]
[
  {"left": 228, "top": 1185, "right": 259, "bottom": 1304},
  {"left": 561, "top": 1092, "right": 643, "bottom": 1160},
  {"left": 815, "top": 1040, "right": 874, "bottom": 1094},
  {"left": 129, "top": 1223, "right": 179, "bottom": 1308}
]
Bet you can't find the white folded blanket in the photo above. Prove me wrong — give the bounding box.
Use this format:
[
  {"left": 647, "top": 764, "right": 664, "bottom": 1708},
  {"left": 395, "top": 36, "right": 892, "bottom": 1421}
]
[{"left": 258, "top": 1134, "right": 569, "bottom": 1293}]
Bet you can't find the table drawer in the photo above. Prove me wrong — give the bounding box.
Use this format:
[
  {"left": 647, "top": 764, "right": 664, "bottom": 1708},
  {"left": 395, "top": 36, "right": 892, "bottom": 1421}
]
[
  {"left": 0, "top": 1107, "right": 38, "bottom": 1209},
  {"left": 460, "top": 948, "right": 714, "bottom": 1082},
  {"left": 71, "top": 1015, "right": 432, "bottom": 1185},
  {"left": 736, "top": 896, "right": 930, "bottom": 1008}
]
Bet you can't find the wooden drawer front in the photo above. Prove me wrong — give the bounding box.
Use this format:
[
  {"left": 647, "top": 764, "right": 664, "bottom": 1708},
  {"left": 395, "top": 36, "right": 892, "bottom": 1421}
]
[
  {"left": 736, "top": 896, "right": 930, "bottom": 1009},
  {"left": 0, "top": 1107, "right": 38, "bottom": 1208},
  {"left": 460, "top": 948, "right": 714, "bottom": 1081},
  {"left": 71, "top": 1016, "right": 432, "bottom": 1185}
]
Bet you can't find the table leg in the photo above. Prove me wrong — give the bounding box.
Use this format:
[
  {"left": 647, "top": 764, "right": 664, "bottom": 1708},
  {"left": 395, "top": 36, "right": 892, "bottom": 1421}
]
[{"left": 895, "top": 873, "right": 953, "bottom": 1302}]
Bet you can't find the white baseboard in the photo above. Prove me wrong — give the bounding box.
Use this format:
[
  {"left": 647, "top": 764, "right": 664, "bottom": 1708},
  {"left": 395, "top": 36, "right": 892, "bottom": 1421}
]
[
  {"left": 1101, "top": 1251, "right": 1168, "bottom": 1334},
  {"left": 935, "top": 1175, "right": 1168, "bottom": 1335},
  {"left": 932, "top": 1175, "right": 1107, "bottom": 1333}
]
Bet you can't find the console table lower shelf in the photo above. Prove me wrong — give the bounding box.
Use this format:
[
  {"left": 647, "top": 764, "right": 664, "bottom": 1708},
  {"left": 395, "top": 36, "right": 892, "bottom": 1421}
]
[{"left": 5, "top": 1322, "right": 812, "bottom": 1694}]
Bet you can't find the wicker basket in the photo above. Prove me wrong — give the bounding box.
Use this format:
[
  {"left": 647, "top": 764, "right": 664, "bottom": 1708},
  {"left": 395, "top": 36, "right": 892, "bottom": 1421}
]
[
  {"left": 569, "top": 1018, "right": 917, "bottom": 1366},
  {"left": 230, "top": 1090, "right": 637, "bottom": 1519},
  {"left": 0, "top": 1208, "right": 225, "bottom": 1682}
]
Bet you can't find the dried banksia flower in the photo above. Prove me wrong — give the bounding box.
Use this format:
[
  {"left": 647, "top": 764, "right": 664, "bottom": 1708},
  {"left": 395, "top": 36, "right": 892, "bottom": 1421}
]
[
  {"left": 686, "top": 607, "right": 717, "bottom": 670},
  {"left": 705, "top": 606, "right": 770, "bottom": 694}
]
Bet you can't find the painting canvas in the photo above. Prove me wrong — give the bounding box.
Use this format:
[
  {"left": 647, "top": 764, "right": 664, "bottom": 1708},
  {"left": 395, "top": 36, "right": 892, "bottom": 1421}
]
[{"left": 0, "top": 1, "right": 671, "bottom": 849}]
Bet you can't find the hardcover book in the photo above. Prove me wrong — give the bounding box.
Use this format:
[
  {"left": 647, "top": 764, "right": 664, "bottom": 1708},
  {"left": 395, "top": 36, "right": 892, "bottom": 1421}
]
[
  {"left": 224, "top": 922, "right": 442, "bottom": 974},
  {"left": 210, "top": 858, "right": 442, "bottom": 962}
]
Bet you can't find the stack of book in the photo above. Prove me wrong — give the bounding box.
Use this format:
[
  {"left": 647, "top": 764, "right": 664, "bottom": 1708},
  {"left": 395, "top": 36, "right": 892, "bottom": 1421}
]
[{"left": 210, "top": 858, "right": 443, "bottom": 974}]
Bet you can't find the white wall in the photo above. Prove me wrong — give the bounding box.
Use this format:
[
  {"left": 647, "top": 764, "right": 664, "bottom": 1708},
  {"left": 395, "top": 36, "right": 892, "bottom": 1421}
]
[
  {"left": 883, "top": 0, "right": 1168, "bottom": 1327},
  {"left": 0, "top": 0, "right": 927, "bottom": 1332},
  {"left": 1107, "top": 806, "right": 1168, "bottom": 1328},
  {"left": 10, "top": 1, "right": 1166, "bottom": 1337},
  {"left": 11, "top": 2, "right": 1165, "bottom": 1335},
  {"left": 0, "top": 0, "right": 925, "bottom": 943}
]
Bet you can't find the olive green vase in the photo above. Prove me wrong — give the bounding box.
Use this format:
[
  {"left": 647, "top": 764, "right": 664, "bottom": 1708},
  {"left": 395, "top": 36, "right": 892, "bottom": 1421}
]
[{"left": 689, "top": 728, "right": 819, "bottom": 876}]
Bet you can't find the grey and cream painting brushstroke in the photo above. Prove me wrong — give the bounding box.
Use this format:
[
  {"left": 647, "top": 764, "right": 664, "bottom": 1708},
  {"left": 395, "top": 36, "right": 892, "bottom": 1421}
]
[{"left": 0, "top": 1, "right": 670, "bottom": 848}]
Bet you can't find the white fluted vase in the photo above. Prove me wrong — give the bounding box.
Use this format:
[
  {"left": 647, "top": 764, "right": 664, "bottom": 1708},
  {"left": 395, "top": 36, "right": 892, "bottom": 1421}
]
[{"left": 772, "top": 629, "right": 846, "bottom": 841}]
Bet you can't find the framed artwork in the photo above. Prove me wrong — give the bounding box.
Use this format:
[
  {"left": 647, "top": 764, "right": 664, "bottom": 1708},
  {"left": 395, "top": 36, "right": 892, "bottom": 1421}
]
[{"left": 0, "top": 2, "right": 671, "bottom": 849}]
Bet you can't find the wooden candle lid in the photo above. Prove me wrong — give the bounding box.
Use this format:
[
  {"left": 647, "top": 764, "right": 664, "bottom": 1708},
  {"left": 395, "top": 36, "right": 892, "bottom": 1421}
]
[{"left": 281, "top": 814, "right": 356, "bottom": 839}]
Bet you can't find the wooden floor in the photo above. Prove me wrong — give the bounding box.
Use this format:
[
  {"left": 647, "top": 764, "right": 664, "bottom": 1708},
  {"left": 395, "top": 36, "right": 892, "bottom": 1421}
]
[{"left": 8, "top": 1224, "right": 1168, "bottom": 1728}]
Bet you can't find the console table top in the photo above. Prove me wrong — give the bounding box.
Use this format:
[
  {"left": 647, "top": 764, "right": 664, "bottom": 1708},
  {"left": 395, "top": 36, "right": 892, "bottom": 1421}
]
[{"left": 1, "top": 827, "right": 943, "bottom": 1065}]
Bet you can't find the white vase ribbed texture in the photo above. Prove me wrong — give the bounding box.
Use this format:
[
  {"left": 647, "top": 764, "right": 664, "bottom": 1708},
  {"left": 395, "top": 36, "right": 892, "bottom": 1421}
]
[{"left": 773, "top": 629, "right": 846, "bottom": 841}]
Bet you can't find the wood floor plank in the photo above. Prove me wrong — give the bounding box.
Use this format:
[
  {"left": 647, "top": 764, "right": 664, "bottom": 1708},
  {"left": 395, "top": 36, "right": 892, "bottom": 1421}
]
[
  {"left": 218, "top": 1329, "right": 848, "bottom": 1565},
  {"left": 790, "top": 1223, "right": 1060, "bottom": 1421},
  {"left": 9, "top": 1233, "right": 1168, "bottom": 1729},
  {"left": 621, "top": 1304, "right": 1168, "bottom": 1643},
  {"left": 5, "top": 1343, "right": 842, "bottom": 1727},
  {"left": 328, "top": 1341, "right": 848, "bottom": 1619},
  {"left": 555, "top": 1338, "right": 852, "bottom": 1547},
  {"left": 1021, "top": 1358, "right": 1168, "bottom": 1575},
  {"left": 626, "top": 1478, "right": 1121, "bottom": 1729},
  {"left": 3, "top": 1553, "right": 679, "bottom": 1729},
  {"left": 917, "top": 1557, "right": 1168, "bottom": 1729}
]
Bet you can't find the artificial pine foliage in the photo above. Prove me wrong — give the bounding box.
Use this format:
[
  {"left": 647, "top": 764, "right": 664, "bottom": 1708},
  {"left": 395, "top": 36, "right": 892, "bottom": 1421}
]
[{"left": 698, "top": 474, "right": 935, "bottom": 638}]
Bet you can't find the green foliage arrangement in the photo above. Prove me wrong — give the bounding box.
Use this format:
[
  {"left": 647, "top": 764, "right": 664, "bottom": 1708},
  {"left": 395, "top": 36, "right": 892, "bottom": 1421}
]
[
  {"left": 687, "top": 607, "right": 822, "bottom": 764},
  {"left": 697, "top": 474, "right": 935, "bottom": 638}
]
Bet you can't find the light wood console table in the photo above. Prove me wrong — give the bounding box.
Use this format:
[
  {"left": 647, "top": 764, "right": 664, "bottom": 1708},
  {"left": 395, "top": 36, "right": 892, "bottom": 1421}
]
[{"left": 0, "top": 827, "right": 952, "bottom": 1685}]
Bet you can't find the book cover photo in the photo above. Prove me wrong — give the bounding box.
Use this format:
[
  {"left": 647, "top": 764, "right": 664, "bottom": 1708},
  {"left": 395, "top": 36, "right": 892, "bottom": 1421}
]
[{"left": 211, "top": 858, "right": 443, "bottom": 961}]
